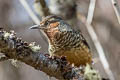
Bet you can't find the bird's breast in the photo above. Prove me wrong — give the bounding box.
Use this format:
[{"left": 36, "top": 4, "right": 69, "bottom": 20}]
[{"left": 51, "top": 47, "right": 92, "bottom": 66}]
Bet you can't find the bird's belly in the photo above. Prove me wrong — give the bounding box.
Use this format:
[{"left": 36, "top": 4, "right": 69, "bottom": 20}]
[{"left": 54, "top": 49, "right": 92, "bottom": 67}]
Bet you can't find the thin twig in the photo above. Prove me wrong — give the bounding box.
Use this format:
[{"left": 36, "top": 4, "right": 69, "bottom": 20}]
[
  {"left": 110, "top": 0, "right": 120, "bottom": 24},
  {"left": 86, "top": 0, "right": 115, "bottom": 80},
  {"left": 19, "top": 0, "right": 48, "bottom": 44}
]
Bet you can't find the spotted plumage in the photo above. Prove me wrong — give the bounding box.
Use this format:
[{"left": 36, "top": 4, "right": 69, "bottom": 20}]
[{"left": 30, "top": 15, "right": 92, "bottom": 67}]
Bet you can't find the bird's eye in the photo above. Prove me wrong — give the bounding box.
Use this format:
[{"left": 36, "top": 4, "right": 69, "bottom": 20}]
[{"left": 44, "top": 21, "right": 49, "bottom": 26}]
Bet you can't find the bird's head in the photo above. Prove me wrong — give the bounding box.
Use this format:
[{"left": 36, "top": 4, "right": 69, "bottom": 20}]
[
  {"left": 30, "top": 15, "right": 62, "bottom": 31},
  {"left": 30, "top": 15, "right": 72, "bottom": 40}
]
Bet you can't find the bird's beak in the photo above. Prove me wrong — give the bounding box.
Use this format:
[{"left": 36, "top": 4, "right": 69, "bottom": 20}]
[
  {"left": 30, "top": 25, "right": 40, "bottom": 29},
  {"left": 30, "top": 24, "right": 47, "bottom": 30}
]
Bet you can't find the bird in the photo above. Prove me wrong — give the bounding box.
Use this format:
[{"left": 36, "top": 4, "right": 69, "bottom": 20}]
[{"left": 30, "top": 15, "right": 92, "bottom": 67}]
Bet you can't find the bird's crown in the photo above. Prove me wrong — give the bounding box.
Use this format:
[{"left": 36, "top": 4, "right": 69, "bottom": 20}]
[{"left": 40, "top": 15, "right": 62, "bottom": 28}]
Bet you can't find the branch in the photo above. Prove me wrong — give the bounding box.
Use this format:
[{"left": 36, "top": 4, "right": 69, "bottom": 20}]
[
  {"left": 0, "top": 29, "right": 81, "bottom": 80},
  {"left": 0, "top": 28, "right": 107, "bottom": 80},
  {"left": 87, "top": 0, "right": 96, "bottom": 24},
  {"left": 110, "top": 0, "right": 120, "bottom": 24}
]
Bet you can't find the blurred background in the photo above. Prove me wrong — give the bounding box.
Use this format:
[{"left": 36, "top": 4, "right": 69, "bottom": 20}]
[{"left": 0, "top": 0, "right": 120, "bottom": 80}]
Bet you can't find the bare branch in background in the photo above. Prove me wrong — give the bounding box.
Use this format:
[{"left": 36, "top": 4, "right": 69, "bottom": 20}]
[
  {"left": 77, "top": 0, "right": 115, "bottom": 80},
  {"left": 87, "top": 0, "right": 96, "bottom": 24},
  {"left": 0, "top": 29, "right": 106, "bottom": 80},
  {"left": 110, "top": 0, "right": 120, "bottom": 24}
]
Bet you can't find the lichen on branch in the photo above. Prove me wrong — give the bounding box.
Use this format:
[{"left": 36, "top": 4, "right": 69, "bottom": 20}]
[{"left": 0, "top": 28, "right": 106, "bottom": 80}]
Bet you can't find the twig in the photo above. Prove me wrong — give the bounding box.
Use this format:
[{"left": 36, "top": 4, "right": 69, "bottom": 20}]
[
  {"left": 87, "top": 0, "right": 96, "bottom": 24},
  {"left": 86, "top": 1, "right": 115, "bottom": 80},
  {"left": 19, "top": 0, "right": 48, "bottom": 44},
  {"left": 110, "top": 0, "right": 120, "bottom": 24}
]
